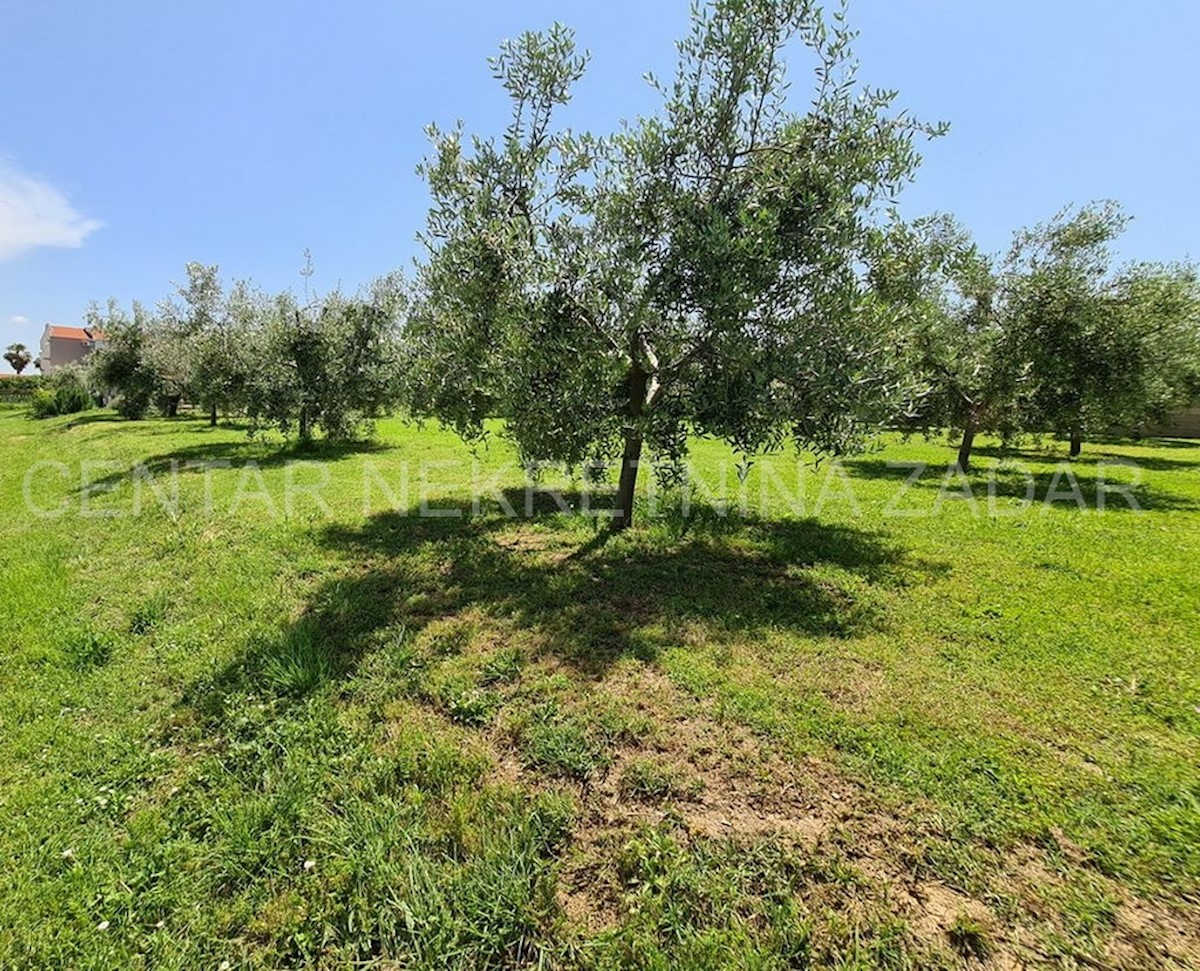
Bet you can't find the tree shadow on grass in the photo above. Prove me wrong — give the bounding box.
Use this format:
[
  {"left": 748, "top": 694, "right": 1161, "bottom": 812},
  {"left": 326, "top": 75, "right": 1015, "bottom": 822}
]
[
  {"left": 966, "top": 442, "right": 1200, "bottom": 474},
  {"left": 74, "top": 438, "right": 387, "bottom": 497},
  {"left": 60, "top": 411, "right": 127, "bottom": 429},
  {"left": 186, "top": 499, "right": 924, "bottom": 717},
  {"left": 843, "top": 458, "right": 1199, "bottom": 512},
  {"left": 60, "top": 411, "right": 234, "bottom": 431},
  {"left": 1137, "top": 436, "right": 1200, "bottom": 451}
]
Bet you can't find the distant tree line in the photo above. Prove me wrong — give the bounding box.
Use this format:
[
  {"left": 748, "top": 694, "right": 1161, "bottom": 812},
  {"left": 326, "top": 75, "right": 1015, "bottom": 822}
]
[
  {"left": 85, "top": 260, "right": 407, "bottom": 443},
  {"left": 879, "top": 203, "right": 1200, "bottom": 470},
  {"left": 60, "top": 0, "right": 1200, "bottom": 529}
]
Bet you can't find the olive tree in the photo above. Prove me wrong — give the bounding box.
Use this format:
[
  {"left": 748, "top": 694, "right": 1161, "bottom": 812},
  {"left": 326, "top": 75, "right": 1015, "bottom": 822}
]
[
  {"left": 877, "top": 216, "right": 1031, "bottom": 471},
  {"left": 194, "top": 277, "right": 259, "bottom": 426},
  {"left": 1011, "top": 203, "right": 1200, "bottom": 456},
  {"left": 409, "top": 0, "right": 943, "bottom": 530},
  {"left": 245, "top": 275, "right": 406, "bottom": 443},
  {"left": 87, "top": 300, "right": 159, "bottom": 419},
  {"left": 1109, "top": 262, "right": 1200, "bottom": 430},
  {"left": 158, "top": 262, "right": 254, "bottom": 426}
]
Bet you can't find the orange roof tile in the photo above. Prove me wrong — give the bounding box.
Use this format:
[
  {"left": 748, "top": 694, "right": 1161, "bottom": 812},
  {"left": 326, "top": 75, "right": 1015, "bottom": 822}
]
[{"left": 46, "top": 325, "right": 103, "bottom": 342}]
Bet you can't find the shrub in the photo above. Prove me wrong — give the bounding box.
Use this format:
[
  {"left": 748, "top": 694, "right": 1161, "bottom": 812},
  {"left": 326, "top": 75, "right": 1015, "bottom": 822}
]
[
  {"left": 28, "top": 388, "right": 57, "bottom": 418},
  {"left": 28, "top": 368, "right": 93, "bottom": 419}
]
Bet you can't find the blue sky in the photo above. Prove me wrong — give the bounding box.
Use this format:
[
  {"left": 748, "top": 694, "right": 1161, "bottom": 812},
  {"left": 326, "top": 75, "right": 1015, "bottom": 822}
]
[{"left": 2, "top": 1, "right": 1197, "bottom": 371}]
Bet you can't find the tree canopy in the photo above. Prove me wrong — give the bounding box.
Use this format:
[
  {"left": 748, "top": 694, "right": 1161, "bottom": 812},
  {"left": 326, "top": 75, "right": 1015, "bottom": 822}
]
[
  {"left": 884, "top": 204, "right": 1200, "bottom": 468},
  {"left": 1008, "top": 203, "right": 1200, "bottom": 455},
  {"left": 57, "top": 3, "right": 1200, "bottom": 489},
  {"left": 408, "top": 0, "right": 945, "bottom": 529},
  {"left": 872, "top": 215, "right": 1028, "bottom": 470},
  {"left": 3, "top": 343, "right": 33, "bottom": 375}
]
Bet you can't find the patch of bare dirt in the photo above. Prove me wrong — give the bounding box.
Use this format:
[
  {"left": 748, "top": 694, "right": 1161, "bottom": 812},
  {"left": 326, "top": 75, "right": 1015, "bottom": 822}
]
[
  {"left": 525, "top": 666, "right": 995, "bottom": 960},
  {"left": 417, "top": 654, "right": 1197, "bottom": 968},
  {"left": 491, "top": 527, "right": 572, "bottom": 558},
  {"left": 1001, "top": 842, "right": 1200, "bottom": 969},
  {"left": 1107, "top": 896, "right": 1200, "bottom": 969}
]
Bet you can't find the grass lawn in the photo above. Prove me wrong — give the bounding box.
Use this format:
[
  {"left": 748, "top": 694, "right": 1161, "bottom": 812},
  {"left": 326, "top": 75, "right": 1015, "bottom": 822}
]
[{"left": 0, "top": 406, "right": 1197, "bottom": 969}]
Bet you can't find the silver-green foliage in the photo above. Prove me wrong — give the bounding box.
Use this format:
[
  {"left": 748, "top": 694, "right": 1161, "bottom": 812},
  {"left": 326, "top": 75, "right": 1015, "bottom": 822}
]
[
  {"left": 87, "top": 299, "right": 160, "bottom": 419},
  {"left": 87, "top": 263, "right": 407, "bottom": 441},
  {"left": 1008, "top": 202, "right": 1200, "bottom": 443},
  {"left": 243, "top": 273, "right": 408, "bottom": 442},
  {"left": 409, "top": 0, "right": 945, "bottom": 525},
  {"left": 883, "top": 204, "right": 1200, "bottom": 466},
  {"left": 877, "top": 215, "right": 1032, "bottom": 467}
]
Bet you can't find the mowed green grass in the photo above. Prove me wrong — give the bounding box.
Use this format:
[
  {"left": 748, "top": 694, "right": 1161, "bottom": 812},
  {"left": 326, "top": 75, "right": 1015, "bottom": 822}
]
[{"left": 0, "top": 406, "right": 1197, "bottom": 969}]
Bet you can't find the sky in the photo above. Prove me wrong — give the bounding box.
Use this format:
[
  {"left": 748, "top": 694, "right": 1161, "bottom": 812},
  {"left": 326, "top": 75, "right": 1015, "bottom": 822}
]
[{"left": 2, "top": 0, "right": 1197, "bottom": 371}]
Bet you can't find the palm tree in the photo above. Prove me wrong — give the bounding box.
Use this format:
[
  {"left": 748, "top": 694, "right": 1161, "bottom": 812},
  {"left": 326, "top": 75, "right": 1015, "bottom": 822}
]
[{"left": 4, "top": 343, "right": 33, "bottom": 375}]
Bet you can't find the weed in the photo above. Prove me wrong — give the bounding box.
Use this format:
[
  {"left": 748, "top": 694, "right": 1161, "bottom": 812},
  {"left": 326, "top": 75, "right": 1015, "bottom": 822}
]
[
  {"left": 129, "top": 592, "right": 169, "bottom": 635},
  {"left": 260, "top": 621, "right": 334, "bottom": 696},
  {"left": 60, "top": 626, "right": 114, "bottom": 671},
  {"left": 514, "top": 703, "right": 608, "bottom": 780},
  {"left": 480, "top": 646, "right": 523, "bottom": 685},
  {"left": 618, "top": 758, "right": 694, "bottom": 802},
  {"left": 947, "top": 914, "right": 992, "bottom": 960}
]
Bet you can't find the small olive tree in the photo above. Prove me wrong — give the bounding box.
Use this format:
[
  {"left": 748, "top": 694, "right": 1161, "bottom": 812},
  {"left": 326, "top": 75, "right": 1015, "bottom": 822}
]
[
  {"left": 87, "top": 300, "right": 160, "bottom": 419},
  {"left": 157, "top": 262, "right": 255, "bottom": 426},
  {"left": 1108, "top": 261, "right": 1200, "bottom": 429},
  {"left": 409, "top": 0, "right": 943, "bottom": 530},
  {"left": 245, "top": 275, "right": 406, "bottom": 443}
]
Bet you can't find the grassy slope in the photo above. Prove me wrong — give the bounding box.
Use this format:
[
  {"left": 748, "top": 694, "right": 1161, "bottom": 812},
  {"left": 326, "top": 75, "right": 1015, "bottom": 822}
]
[{"left": 0, "top": 408, "right": 1196, "bottom": 969}]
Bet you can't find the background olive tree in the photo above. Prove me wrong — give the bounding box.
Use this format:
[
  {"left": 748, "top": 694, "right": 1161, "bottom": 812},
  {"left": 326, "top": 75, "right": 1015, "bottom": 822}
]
[
  {"left": 884, "top": 205, "right": 1200, "bottom": 468},
  {"left": 1105, "top": 261, "right": 1200, "bottom": 433},
  {"left": 1010, "top": 203, "right": 1200, "bottom": 456},
  {"left": 878, "top": 215, "right": 1038, "bottom": 471},
  {"left": 87, "top": 300, "right": 160, "bottom": 419},
  {"left": 409, "top": 0, "right": 945, "bottom": 530},
  {"left": 244, "top": 273, "right": 407, "bottom": 443},
  {"left": 156, "top": 262, "right": 255, "bottom": 426}
]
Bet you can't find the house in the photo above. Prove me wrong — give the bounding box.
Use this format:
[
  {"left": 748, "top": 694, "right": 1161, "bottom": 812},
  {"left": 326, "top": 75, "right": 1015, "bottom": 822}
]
[{"left": 38, "top": 325, "right": 105, "bottom": 374}]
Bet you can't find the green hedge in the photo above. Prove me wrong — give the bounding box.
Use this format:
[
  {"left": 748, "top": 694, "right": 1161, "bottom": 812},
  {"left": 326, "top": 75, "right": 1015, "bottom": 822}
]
[{"left": 0, "top": 375, "right": 42, "bottom": 404}]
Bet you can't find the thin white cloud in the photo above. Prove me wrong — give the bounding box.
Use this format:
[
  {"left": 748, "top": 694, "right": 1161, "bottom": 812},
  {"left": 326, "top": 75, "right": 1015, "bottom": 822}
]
[
  {"left": 0, "top": 159, "right": 102, "bottom": 262},
  {"left": 10, "top": 314, "right": 30, "bottom": 326}
]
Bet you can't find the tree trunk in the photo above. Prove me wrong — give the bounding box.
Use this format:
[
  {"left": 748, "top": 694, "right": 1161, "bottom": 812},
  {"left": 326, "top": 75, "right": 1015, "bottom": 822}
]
[
  {"left": 611, "top": 432, "right": 643, "bottom": 533},
  {"left": 1069, "top": 426, "right": 1082, "bottom": 458},
  {"left": 956, "top": 420, "right": 977, "bottom": 472},
  {"left": 209, "top": 402, "right": 218, "bottom": 427},
  {"left": 299, "top": 405, "right": 310, "bottom": 443},
  {"left": 166, "top": 395, "right": 180, "bottom": 418},
  {"left": 610, "top": 345, "right": 651, "bottom": 533}
]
